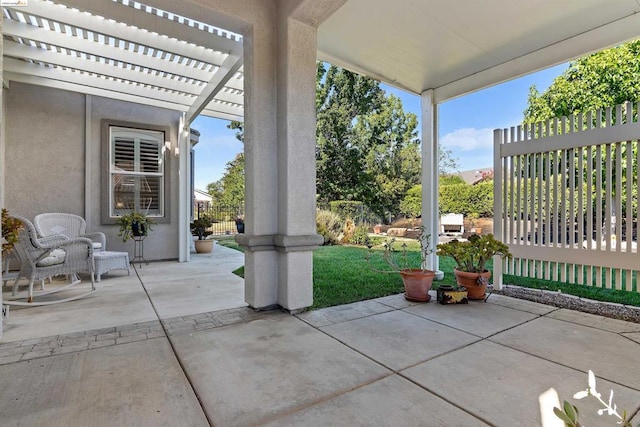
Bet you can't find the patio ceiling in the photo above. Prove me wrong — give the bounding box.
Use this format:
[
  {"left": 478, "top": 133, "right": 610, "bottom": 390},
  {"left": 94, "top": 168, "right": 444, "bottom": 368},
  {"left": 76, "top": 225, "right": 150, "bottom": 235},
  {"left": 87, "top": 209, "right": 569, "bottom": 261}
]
[
  {"left": 3, "top": 0, "right": 640, "bottom": 121},
  {"left": 318, "top": 0, "right": 640, "bottom": 102}
]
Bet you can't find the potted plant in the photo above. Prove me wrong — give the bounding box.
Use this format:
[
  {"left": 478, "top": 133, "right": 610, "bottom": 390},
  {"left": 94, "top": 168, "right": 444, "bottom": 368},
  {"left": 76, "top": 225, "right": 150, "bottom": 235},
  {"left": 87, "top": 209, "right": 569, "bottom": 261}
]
[
  {"left": 367, "top": 226, "right": 436, "bottom": 302},
  {"left": 191, "top": 214, "right": 214, "bottom": 253},
  {"left": 436, "top": 233, "right": 512, "bottom": 300},
  {"left": 235, "top": 215, "right": 244, "bottom": 234},
  {"left": 2, "top": 208, "right": 23, "bottom": 254},
  {"left": 117, "top": 211, "right": 155, "bottom": 242}
]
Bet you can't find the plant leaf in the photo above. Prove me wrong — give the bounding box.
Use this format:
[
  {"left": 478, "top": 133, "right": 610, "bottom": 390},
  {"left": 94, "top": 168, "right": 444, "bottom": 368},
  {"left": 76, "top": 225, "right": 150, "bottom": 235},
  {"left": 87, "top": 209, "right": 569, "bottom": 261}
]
[
  {"left": 554, "top": 407, "right": 574, "bottom": 425},
  {"left": 564, "top": 401, "right": 577, "bottom": 422}
]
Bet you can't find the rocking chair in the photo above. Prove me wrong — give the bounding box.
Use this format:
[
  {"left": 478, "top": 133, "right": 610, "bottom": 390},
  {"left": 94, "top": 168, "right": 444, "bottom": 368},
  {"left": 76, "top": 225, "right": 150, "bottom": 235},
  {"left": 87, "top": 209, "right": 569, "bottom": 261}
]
[{"left": 5, "top": 216, "right": 96, "bottom": 306}]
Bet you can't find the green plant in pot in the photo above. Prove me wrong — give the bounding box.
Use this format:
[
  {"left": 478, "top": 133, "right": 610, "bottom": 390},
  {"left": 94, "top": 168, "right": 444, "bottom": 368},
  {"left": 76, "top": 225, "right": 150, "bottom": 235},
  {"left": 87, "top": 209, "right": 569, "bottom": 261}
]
[
  {"left": 436, "top": 233, "right": 512, "bottom": 300},
  {"left": 117, "top": 211, "right": 155, "bottom": 242},
  {"left": 367, "top": 226, "right": 436, "bottom": 302},
  {"left": 2, "top": 208, "right": 23, "bottom": 254},
  {"left": 191, "top": 214, "right": 214, "bottom": 253}
]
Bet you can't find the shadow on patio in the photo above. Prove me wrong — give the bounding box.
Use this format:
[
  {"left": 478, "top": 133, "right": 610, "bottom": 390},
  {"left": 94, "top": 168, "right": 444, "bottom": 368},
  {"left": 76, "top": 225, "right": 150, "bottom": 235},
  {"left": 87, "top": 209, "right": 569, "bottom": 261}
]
[{"left": 1, "top": 245, "right": 639, "bottom": 426}]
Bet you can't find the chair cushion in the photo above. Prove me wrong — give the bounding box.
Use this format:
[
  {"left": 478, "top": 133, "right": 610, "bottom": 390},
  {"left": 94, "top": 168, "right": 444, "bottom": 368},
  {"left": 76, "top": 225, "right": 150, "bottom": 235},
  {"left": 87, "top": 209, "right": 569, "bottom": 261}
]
[
  {"left": 92, "top": 242, "right": 103, "bottom": 250},
  {"left": 36, "top": 249, "right": 66, "bottom": 267}
]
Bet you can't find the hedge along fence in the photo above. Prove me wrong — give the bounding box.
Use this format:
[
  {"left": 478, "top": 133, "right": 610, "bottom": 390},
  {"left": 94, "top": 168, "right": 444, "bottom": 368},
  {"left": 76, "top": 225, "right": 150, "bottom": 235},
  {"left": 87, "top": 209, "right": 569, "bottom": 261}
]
[{"left": 439, "top": 181, "right": 494, "bottom": 217}]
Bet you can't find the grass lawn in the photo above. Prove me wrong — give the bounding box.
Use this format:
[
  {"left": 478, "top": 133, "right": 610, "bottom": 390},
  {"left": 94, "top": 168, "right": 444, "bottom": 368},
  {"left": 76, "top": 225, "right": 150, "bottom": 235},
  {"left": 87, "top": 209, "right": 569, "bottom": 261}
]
[
  {"left": 214, "top": 237, "right": 640, "bottom": 309},
  {"left": 215, "top": 235, "right": 243, "bottom": 252}
]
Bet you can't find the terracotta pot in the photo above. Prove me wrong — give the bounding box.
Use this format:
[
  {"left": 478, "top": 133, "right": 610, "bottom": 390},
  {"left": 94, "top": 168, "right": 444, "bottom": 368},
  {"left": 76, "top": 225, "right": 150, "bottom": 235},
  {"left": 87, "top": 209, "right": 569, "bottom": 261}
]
[
  {"left": 194, "top": 239, "right": 214, "bottom": 254},
  {"left": 399, "top": 269, "right": 435, "bottom": 302},
  {"left": 454, "top": 269, "right": 491, "bottom": 300}
]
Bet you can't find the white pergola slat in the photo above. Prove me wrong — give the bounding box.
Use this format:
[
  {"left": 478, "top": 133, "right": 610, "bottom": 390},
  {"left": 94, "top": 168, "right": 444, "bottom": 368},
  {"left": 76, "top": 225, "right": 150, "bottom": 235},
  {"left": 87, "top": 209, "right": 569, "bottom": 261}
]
[{"left": 2, "top": 0, "right": 244, "bottom": 122}]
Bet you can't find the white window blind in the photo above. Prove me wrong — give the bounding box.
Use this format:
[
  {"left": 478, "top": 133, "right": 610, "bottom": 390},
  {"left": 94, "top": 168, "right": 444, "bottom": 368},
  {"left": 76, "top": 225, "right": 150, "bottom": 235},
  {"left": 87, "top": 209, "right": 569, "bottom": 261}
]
[{"left": 110, "top": 127, "right": 164, "bottom": 217}]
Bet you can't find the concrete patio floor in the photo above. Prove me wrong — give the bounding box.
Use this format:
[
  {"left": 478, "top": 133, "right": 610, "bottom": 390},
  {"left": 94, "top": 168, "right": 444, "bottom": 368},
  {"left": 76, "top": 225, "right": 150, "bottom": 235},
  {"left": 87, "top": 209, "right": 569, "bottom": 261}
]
[{"left": 1, "top": 244, "right": 639, "bottom": 426}]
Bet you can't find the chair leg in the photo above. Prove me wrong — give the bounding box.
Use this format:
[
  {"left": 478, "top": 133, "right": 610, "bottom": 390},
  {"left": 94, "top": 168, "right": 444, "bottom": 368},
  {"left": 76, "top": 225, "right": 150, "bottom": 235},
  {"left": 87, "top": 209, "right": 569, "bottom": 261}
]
[
  {"left": 28, "top": 278, "right": 35, "bottom": 303},
  {"left": 12, "top": 277, "right": 19, "bottom": 296}
]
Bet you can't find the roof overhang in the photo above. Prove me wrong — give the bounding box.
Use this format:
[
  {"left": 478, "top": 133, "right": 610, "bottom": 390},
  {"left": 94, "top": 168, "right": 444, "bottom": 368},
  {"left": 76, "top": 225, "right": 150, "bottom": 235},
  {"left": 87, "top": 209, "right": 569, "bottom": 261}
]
[
  {"left": 317, "top": 0, "right": 640, "bottom": 102},
  {"left": 3, "top": 0, "right": 640, "bottom": 121}
]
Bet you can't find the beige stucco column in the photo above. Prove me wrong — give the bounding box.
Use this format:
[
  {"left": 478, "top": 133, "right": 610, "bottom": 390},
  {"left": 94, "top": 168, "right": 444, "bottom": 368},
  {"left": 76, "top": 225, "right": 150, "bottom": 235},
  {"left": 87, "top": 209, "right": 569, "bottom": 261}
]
[{"left": 237, "top": 2, "right": 341, "bottom": 311}]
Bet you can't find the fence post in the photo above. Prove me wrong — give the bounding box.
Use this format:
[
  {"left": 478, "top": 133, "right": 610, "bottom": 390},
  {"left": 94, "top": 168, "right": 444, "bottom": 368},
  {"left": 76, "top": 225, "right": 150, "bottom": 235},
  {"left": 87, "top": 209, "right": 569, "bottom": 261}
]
[{"left": 493, "top": 128, "right": 504, "bottom": 290}]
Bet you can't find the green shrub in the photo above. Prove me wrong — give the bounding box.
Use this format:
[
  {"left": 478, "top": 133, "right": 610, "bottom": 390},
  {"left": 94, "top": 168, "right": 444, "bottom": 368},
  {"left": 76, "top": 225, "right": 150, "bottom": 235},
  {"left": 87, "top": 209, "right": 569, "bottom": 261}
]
[
  {"left": 439, "top": 181, "right": 493, "bottom": 217},
  {"left": 316, "top": 209, "right": 343, "bottom": 245},
  {"left": 350, "top": 224, "right": 370, "bottom": 245}
]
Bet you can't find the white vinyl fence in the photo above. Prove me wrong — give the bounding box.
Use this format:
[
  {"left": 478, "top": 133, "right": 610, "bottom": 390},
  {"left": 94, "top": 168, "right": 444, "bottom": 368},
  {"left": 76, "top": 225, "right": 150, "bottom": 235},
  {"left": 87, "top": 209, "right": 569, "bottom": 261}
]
[{"left": 493, "top": 102, "right": 640, "bottom": 292}]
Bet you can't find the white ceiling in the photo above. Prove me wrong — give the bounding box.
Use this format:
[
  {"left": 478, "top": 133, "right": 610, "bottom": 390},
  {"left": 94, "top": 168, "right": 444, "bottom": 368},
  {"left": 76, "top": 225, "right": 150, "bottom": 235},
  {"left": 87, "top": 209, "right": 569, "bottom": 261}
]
[
  {"left": 3, "top": 0, "right": 640, "bottom": 121},
  {"left": 317, "top": 0, "right": 640, "bottom": 102}
]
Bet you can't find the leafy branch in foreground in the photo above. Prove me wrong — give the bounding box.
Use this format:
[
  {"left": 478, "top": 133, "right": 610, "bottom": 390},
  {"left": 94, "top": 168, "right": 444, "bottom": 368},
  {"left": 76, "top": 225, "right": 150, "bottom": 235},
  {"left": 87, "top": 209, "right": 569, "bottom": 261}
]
[{"left": 554, "top": 370, "right": 638, "bottom": 427}]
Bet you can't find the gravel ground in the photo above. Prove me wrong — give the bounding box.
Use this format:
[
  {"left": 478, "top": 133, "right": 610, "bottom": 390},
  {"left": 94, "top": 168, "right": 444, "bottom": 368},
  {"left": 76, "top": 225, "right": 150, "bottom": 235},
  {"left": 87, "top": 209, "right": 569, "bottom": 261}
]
[{"left": 498, "top": 285, "right": 640, "bottom": 324}]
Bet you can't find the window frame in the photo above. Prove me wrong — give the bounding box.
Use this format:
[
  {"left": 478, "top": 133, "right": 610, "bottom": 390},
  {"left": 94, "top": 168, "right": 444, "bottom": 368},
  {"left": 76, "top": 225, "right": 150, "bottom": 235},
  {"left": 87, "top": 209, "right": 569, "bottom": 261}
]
[{"left": 101, "top": 120, "right": 171, "bottom": 225}]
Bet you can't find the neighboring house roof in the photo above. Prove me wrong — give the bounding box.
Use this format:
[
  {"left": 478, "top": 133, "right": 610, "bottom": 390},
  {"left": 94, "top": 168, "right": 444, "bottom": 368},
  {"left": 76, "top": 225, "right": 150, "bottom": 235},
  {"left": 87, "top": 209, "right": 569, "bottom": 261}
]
[
  {"left": 458, "top": 168, "right": 493, "bottom": 185},
  {"left": 194, "top": 189, "right": 212, "bottom": 203}
]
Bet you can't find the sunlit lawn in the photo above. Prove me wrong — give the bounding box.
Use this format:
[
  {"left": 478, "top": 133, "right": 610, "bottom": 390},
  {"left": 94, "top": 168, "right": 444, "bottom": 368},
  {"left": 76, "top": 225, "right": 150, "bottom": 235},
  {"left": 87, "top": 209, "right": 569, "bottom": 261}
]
[{"left": 216, "top": 236, "right": 640, "bottom": 309}]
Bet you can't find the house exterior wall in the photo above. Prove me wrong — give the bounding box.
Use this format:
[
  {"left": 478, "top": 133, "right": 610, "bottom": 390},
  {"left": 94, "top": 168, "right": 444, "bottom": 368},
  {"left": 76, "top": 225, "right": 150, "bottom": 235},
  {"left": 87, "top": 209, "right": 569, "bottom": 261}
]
[
  {"left": 4, "top": 82, "right": 181, "bottom": 261},
  {"left": 5, "top": 83, "right": 85, "bottom": 217}
]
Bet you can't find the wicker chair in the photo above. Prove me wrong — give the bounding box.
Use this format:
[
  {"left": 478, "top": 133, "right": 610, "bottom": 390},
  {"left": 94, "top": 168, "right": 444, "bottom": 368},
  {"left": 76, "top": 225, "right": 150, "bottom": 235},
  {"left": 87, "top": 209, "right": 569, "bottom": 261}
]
[
  {"left": 34, "top": 213, "right": 106, "bottom": 252},
  {"left": 5, "top": 216, "right": 96, "bottom": 306}
]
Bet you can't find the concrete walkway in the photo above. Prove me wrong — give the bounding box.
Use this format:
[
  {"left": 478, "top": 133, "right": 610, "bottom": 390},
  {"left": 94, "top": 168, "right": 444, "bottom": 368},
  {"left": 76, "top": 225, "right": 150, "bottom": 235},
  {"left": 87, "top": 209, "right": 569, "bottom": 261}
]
[{"left": 1, "top": 245, "right": 639, "bottom": 426}]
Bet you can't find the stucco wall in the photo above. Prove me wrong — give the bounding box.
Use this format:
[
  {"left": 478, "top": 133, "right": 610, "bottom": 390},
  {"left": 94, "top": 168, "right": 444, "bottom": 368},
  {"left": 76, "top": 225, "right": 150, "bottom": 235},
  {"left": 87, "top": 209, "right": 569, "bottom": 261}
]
[
  {"left": 5, "top": 83, "right": 85, "bottom": 217},
  {"left": 4, "top": 82, "right": 181, "bottom": 261},
  {"left": 90, "top": 96, "right": 180, "bottom": 260}
]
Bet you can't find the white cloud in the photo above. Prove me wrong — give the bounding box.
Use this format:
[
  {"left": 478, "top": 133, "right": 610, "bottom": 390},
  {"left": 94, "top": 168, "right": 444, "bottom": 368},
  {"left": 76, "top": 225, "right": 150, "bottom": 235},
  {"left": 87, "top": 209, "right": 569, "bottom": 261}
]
[{"left": 440, "top": 127, "right": 493, "bottom": 152}]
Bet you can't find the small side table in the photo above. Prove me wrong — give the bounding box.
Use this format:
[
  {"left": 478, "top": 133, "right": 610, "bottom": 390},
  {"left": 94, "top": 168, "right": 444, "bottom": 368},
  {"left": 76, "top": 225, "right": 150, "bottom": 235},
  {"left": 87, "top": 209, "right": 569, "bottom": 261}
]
[
  {"left": 132, "top": 235, "right": 148, "bottom": 267},
  {"left": 94, "top": 251, "right": 130, "bottom": 281}
]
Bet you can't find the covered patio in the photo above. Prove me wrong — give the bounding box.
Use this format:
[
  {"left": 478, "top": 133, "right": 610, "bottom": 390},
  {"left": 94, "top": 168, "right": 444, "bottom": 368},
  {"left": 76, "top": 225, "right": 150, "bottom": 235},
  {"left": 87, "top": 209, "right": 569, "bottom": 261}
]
[
  {"left": 2, "top": 1, "right": 640, "bottom": 423},
  {"left": 4, "top": 0, "right": 640, "bottom": 321},
  {"left": 0, "top": 246, "right": 638, "bottom": 425}
]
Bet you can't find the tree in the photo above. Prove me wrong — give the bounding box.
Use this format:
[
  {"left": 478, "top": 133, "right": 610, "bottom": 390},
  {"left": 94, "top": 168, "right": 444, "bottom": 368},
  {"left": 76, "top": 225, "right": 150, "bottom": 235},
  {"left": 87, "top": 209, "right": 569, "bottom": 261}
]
[
  {"left": 316, "top": 63, "right": 422, "bottom": 219},
  {"left": 205, "top": 121, "right": 245, "bottom": 208},
  {"left": 524, "top": 40, "right": 640, "bottom": 123},
  {"left": 208, "top": 153, "right": 245, "bottom": 208},
  {"left": 439, "top": 147, "right": 459, "bottom": 175},
  {"left": 316, "top": 63, "right": 385, "bottom": 207}
]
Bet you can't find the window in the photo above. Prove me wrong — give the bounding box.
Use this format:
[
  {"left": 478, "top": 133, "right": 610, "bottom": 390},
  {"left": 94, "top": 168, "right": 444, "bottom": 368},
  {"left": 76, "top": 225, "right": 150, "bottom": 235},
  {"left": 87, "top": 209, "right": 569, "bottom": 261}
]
[{"left": 109, "top": 126, "right": 164, "bottom": 218}]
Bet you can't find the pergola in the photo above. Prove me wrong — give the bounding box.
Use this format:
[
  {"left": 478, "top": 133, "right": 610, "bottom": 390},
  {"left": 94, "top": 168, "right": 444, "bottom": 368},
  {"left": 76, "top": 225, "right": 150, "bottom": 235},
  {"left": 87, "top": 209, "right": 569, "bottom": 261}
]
[{"left": 2, "top": 0, "right": 639, "bottom": 313}]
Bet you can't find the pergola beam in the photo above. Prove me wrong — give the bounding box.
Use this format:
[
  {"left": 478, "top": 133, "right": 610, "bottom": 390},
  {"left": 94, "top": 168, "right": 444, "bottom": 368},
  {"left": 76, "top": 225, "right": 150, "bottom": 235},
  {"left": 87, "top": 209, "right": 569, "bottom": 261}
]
[
  {"left": 4, "top": 71, "right": 243, "bottom": 120},
  {"left": 185, "top": 53, "right": 243, "bottom": 125}
]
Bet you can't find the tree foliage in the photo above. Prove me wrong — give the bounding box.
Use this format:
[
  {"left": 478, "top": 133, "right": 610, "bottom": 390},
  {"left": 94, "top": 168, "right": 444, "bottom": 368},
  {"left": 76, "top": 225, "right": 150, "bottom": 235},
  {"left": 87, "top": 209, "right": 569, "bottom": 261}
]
[
  {"left": 209, "top": 64, "right": 460, "bottom": 220},
  {"left": 316, "top": 63, "right": 421, "bottom": 219},
  {"left": 524, "top": 40, "right": 640, "bottom": 123},
  {"left": 207, "top": 152, "right": 245, "bottom": 207},
  {"left": 206, "top": 121, "right": 244, "bottom": 208}
]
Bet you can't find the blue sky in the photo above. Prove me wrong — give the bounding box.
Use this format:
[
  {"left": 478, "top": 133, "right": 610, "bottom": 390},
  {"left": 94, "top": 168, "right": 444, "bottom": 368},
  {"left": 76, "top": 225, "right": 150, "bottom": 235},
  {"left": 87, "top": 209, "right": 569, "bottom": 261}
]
[{"left": 192, "top": 63, "right": 567, "bottom": 190}]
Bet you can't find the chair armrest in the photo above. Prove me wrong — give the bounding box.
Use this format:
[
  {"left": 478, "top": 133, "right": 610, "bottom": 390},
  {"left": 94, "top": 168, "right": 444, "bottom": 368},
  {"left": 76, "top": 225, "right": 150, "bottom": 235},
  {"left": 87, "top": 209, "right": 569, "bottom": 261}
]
[
  {"left": 58, "top": 237, "right": 94, "bottom": 260},
  {"left": 82, "top": 232, "right": 107, "bottom": 250},
  {"left": 38, "top": 234, "right": 70, "bottom": 247}
]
